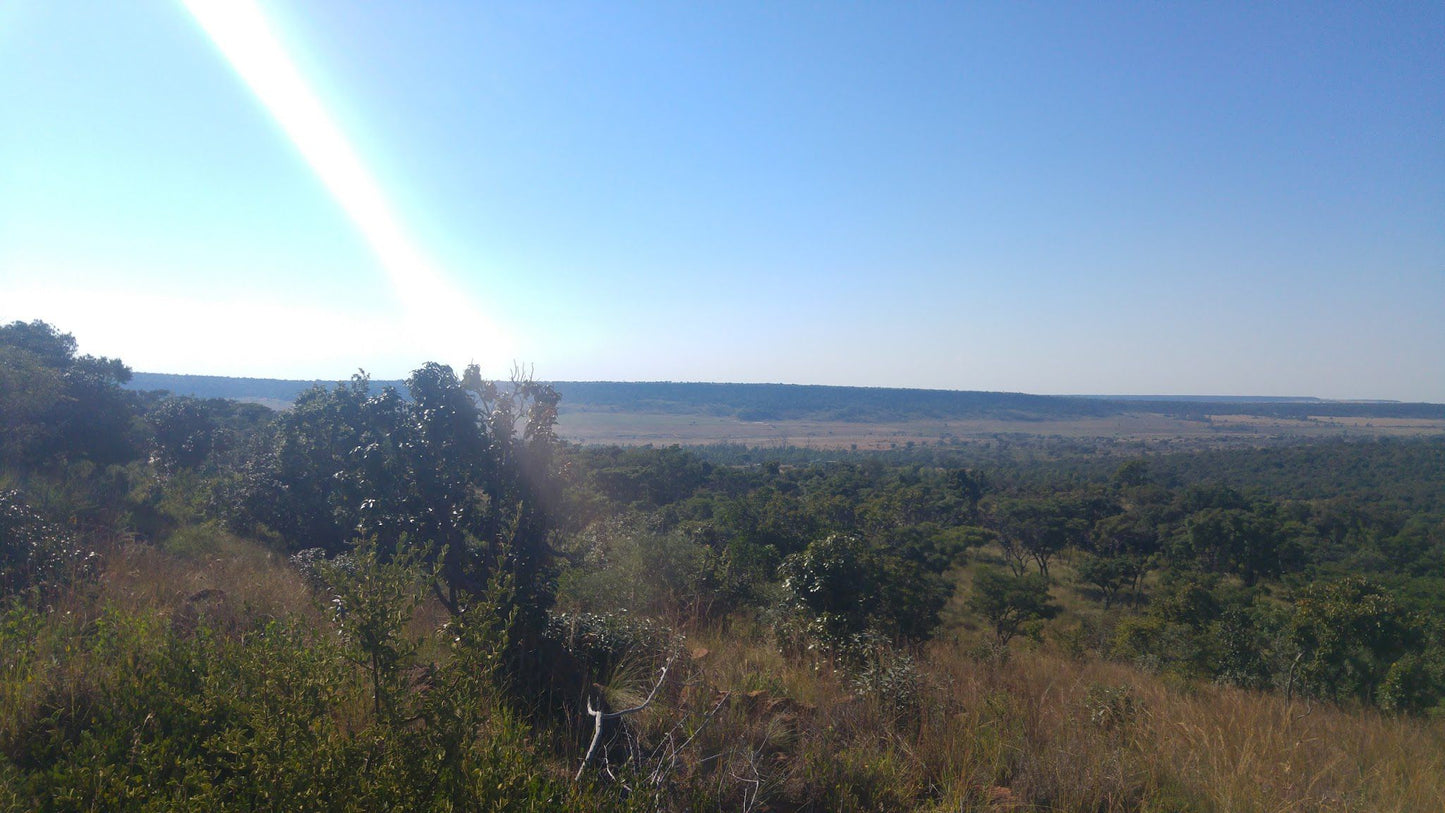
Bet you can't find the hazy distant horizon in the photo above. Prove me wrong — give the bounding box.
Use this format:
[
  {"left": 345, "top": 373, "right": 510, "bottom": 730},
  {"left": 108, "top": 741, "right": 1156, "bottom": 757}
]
[
  {"left": 4, "top": 3, "right": 1441, "bottom": 401},
  {"left": 123, "top": 370, "right": 1438, "bottom": 407}
]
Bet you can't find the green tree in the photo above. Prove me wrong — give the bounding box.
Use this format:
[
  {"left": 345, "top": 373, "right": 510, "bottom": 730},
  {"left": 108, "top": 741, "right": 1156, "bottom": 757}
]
[
  {"left": 315, "top": 539, "right": 428, "bottom": 722},
  {"left": 988, "top": 499, "right": 1081, "bottom": 580},
  {"left": 0, "top": 489, "right": 95, "bottom": 601},
  {"left": 1290, "top": 576, "right": 1424, "bottom": 705},
  {"left": 968, "top": 568, "right": 1059, "bottom": 646},
  {"left": 781, "top": 533, "right": 882, "bottom": 648},
  {"left": 233, "top": 374, "right": 374, "bottom": 552},
  {"left": 1113, "top": 458, "right": 1151, "bottom": 489},
  {"left": 147, "top": 396, "right": 217, "bottom": 472},
  {"left": 0, "top": 319, "right": 77, "bottom": 365},
  {"left": 1091, "top": 512, "right": 1158, "bottom": 606},
  {"left": 781, "top": 532, "right": 948, "bottom": 650},
  {"left": 234, "top": 364, "right": 563, "bottom": 671},
  {"left": 0, "top": 345, "right": 64, "bottom": 465},
  {"left": 947, "top": 467, "right": 985, "bottom": 518},
  {"left": 1183, "top": 507, "right": 1282, "bottom": 586},
  {"left": 1075, "top": 554, "right": 1137, "bottom": 611},
  {"left": 0, "top": 320, "right": 140, "bottom": 467}
]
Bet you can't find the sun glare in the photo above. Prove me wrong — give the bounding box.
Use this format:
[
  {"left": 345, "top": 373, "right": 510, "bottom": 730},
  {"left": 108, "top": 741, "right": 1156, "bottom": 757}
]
[{"left": 180, "top": 0, "right": 511, "bottom": 371}]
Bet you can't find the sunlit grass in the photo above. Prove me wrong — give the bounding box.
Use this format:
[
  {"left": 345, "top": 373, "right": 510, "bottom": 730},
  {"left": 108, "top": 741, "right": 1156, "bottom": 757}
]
[{"left": 8, "top": 527, "right": 1444, "bottom": 810}]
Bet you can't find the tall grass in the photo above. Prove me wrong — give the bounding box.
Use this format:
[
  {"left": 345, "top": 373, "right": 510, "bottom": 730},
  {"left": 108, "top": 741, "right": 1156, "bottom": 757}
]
[
  {"left": 628, "top": 623, "right": 1445, "bottom": 811},
  {"left": 6, "top": 528, "right": 1443, "bottom": 810},
  {"left": 0, "top": 531, "right": 604, "bottom": 811}
]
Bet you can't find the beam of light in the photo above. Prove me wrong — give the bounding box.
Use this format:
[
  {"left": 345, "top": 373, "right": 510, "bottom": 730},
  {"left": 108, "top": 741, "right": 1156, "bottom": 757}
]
[
  {"left": 180, "top": 0, "right": 511, "bottom": 369},
  {"left": 5, "top": 282, "right": 406, "bottom": 378}
]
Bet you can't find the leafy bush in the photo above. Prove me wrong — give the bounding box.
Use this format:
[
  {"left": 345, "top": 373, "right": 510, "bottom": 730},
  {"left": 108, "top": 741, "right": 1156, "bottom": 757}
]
[
  {"left": 556, "top": 518, "right": 726, "bottom": 622},
  {"left": 1110, "top": 615, "right": 1216, "bottom": 678},
  {"left": 1290, "top": 576, "right": 1425, "bottom": 705},
  {"left": 1210, "top": 605, "right": 1277, "bottom": 690},
  {"left": 0, "top": 490, "right": 96, "bottom": 601},
  {"left": 849, "top": 644, "right": 922, "bottom": 718},
  {"left": 546, "top": 611, "right": 675, "bottom": 680},
  {"left": 781, "top": 533, "right": 950, "bottom": 654},
  {"left": 312, "top": 539, "right": 429, "bottom": 722},
  {"left": 1376, "top": 651, "right": 1445, "bottom": 715},
  {"left": 1, "top": 600, "right": 591, "bottom": 810}
]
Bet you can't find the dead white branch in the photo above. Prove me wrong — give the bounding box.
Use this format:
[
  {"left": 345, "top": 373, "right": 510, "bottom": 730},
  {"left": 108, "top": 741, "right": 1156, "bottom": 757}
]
[{"left": 575, "top": 659, "right": 672, "bottom": 781}]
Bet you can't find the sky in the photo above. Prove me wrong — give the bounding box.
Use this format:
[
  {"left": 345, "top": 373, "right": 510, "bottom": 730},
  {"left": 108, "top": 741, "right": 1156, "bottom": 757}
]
[{"left": 1, "top": 1, "right": 1442, "bottom": 400}]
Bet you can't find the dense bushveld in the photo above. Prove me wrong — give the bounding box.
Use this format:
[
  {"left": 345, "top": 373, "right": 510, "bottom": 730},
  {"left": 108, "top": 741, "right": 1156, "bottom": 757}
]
[{"left": 5, "top": 320, "right": 1445, "bottom": 811}]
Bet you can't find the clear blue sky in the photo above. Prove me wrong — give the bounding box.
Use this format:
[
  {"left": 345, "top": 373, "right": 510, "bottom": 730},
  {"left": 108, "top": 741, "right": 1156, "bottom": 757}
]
[{"left": 2, "top": 1, "right": 1441, "bottom": 400}]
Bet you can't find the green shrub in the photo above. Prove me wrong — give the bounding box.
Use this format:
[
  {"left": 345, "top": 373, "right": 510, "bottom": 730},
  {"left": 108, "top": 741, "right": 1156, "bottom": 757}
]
[
  {"left": 849, "top": 644, "right": 922, "bottom": 719},
  {"left": 313, "top": 538, "right": 429, "bottom": 723},
  {"left": 781, "top": 533, "right": 949, "bottom": 654},
  {"left": 547, "top": 611, "right": 675, "bottom": 680},
  {"left": 0, "top": 490, "right": 96, "bottom": 602},
  {"left": 0, "top": 596, "right": 598, "bottom": 810},
  {"left": 1376, "top": 652, "right": 1445, "bottom": 714}
]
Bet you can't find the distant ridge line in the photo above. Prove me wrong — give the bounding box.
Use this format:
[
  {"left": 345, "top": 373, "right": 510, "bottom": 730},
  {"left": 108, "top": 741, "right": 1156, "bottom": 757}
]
[
  {"left": 125, "top": 373, "right": 1444, "bottom": 423},
  {"left": 1075, "top": 395, "right": 1331, "bottom": 404}
]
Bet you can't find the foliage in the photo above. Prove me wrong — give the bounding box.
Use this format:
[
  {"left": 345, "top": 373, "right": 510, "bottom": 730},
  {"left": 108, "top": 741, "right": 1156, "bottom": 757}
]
[
  {"left": 1289, "top": 576, "right": 1435, "bottom": 707},
  {"left": 780, "top": 533, "right": 881, "bottom": 649},
  {"left": 313, "top": 538, "right": 429, "bottom": 722},
  {"left": 0, "top": 320, "right": 140, "bottom": 469},
  {"left": 848, "top": 643, "right": 923, "bottom": 718},
  {"left": 1181, "top": 507, "right": 1286, "bottom": 585},
  {"left": 545, "top": 611, "right": 674, "bottom": 685},
  {"left": 146, "top": 396, "right": 218, "bottom": 472},
  {"left": 967, "top": 568, "right": 1060, "bottom": 646},
  {"left": 230, "top": 364, "right": 563, "bottom": 671},
  {"left": 780, "top": 533, "right": 949, "bottom": 652},
  {"left": 986, "top": 497, "right": 1083, "bottom": 578},
  {"left": 556, "top": 517, "right": 736, "bottom": 623},
  {"left": 0, "top": 490, "right": 96, "bottom": 602},
  {"left": 8, "top": 322, "right": 1445, "bottom": 808},
  {"left": 1083, "top": 683, "right": 1141, "bottom": 730},
  {"left": 1075, "top": 553, "right": 1139, "bottom": 610},
  {"left": 0, "top": 599, "right": 587, "bottom": 811}
]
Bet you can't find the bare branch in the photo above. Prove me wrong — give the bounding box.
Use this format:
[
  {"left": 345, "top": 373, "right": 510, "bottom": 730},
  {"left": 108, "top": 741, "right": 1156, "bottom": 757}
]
[
  {"left": 575, "top": 658, "right": 672, "bottom": 781},
  {"left": 647, "top": 689, "right": 732, "bottom": 786}
]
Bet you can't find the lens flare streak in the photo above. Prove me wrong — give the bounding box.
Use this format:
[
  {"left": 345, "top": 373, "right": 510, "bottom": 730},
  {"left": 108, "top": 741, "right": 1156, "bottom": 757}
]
[{"left": 180, "top": 0, "right": 507, "bottom": 365}]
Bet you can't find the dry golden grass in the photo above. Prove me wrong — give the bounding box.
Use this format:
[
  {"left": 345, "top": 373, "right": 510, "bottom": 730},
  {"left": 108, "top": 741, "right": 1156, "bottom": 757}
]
[
  {"left": 1134, "top": 672, "right": 1445, "bottom": 812},
  {"left": 631, "top": 620, "right": 1445, "bottom": 811},
  {"left": 11, "top": 531, "right": 1443, "bottom": 811},
  {"left": 910, "top": 646, "right": 1445, "bottom": 812},
  {"left": 99, "top": 526, "right": 313, "bottom": 622}
]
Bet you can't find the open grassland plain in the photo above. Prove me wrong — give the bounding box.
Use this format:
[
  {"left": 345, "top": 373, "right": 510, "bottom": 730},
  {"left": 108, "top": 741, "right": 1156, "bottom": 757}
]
[
  {"left": 555, "top": 408, "right": 1445, "bottom": 450},
  {"left": 126, "top": 374, "right": 1445, "bottom": 450}
]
